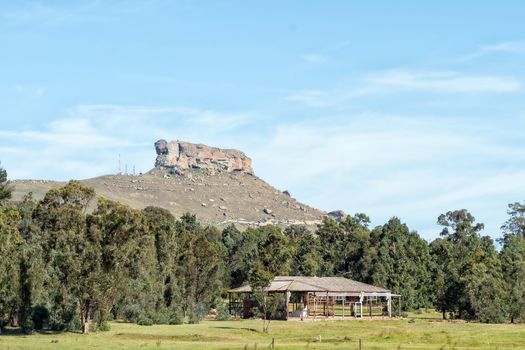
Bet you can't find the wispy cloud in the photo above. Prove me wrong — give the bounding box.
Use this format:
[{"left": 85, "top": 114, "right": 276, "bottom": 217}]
[
  {"left": 300, "top": 40, "right": 352, "bottom": 64},
  {"left": 286, "top": 69, "right": 522, "bottom": 108},
  {"left": 0, "top": 1, "right": 150, "bottom": 27},
  {"left": 460, "top": 41, "right": 525, "bottom": 61},
  {"left": 366, "top": 69, "right": 521, "bottom": 93},
  {"left": 0, "top": 104, "right": 258, "bottom": 180},
  {"left": 302, "top": 54, "right": 328, "bottom": 64},
  {"left": 250, "top": 114, "right": 525, "bottom": 239}
]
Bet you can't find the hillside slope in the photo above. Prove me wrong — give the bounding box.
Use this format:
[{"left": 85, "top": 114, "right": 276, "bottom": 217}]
[{"left": 11, "top": 140, "right": 326, "bottom": 229}]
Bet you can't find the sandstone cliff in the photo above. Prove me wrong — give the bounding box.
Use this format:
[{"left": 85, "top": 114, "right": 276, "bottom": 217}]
[{"left": 155, "top": 139, "right": 253, "bottom": 174}]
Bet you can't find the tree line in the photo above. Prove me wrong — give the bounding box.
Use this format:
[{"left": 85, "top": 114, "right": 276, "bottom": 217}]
[{"left": 0, "top": 166, "right": 524, "bottom": 334}]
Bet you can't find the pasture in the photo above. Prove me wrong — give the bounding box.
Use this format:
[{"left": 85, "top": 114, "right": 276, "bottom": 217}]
[{"left": 1, "top": 312, "right": 525, "bottom": 350}]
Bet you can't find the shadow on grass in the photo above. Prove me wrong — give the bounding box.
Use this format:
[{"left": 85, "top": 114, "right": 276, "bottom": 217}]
[
  {"left": 212, "top": 326, "right": 259, "bottom": 333},
  {"left": 0, "top": 328, "right": 77, "bottom": 336}
]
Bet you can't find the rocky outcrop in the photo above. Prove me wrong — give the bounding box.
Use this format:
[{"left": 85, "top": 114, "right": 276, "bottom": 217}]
[
  {"left": 327, "top": 210, "right": 347, "bottom": 222},
  {"left": 155, "top": 139, "right": 253, "bottom": 175}
]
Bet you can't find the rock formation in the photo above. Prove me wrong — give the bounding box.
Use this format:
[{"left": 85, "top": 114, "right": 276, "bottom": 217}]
[
  {"left": 327, "top": 210, "right": 347, "bottom": 222},
  {"left": 155, "top": 139, "right": 253, "bottom": 174}
]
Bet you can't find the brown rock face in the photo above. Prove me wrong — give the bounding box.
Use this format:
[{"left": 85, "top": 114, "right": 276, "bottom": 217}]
[{"left": 154, "top": 139, "right": 253, "bottom": 174}]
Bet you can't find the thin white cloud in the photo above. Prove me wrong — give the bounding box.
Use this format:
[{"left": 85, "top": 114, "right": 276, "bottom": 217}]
[
  {"left": 286, "top": 69, "right": 522, "bottom": 107},
  {"left": 302, "top": 54, "right": 328, "bottom": 64},
  {"left": 366, "top": 69, "right": 521, "bottom": 93},
  {"left": 460, "top": 41, "right": 525, "bottom": 61},
  {"left": 0, "top": 104, "right": 258, "bottom": 180},
  {"left": 249, "top": 114, "right": 525, "bottom": 239},
  {"left": 0, "top": 1, "right": 150, "bottom": 27}
]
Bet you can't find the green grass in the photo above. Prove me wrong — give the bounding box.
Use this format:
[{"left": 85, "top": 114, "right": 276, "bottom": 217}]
[{"left": 1, "top": 313, "right": 524, "bottom": 350}]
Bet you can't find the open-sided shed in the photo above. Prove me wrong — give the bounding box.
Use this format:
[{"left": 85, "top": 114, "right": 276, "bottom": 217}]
[{"left": 228, "top": 276, "right": 401, "bottom": 320}]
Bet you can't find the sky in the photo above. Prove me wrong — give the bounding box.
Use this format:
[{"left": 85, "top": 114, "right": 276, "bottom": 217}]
[{"left": 1, "top": 1, "right": 525, "bottom": 241}]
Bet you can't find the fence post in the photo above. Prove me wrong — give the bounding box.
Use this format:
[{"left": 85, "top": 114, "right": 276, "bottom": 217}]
[
  {"left": 271, "top": 337, "right": 275, "bottom": 349},
  {"left": 359, "top": 338, "right": 362, "bottom": 350}
]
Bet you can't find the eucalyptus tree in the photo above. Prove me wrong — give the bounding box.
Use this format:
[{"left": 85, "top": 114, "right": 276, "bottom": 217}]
[
  {"left": 432, "top": 209, "right": 506, "bottom": 322},
  {"left": 33, "top": 180, "right": 95, "bottom": 333},
  {"left": 499, "top": 201, "right": 525, "bottom": 323}
]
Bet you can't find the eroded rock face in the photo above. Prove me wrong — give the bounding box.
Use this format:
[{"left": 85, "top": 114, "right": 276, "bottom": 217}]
[
  {"left": 154, "top": 139, "right": 253, "bottom": 174},
  {"left": 327, "top": 210, "right": 347, "bottom": 222}
]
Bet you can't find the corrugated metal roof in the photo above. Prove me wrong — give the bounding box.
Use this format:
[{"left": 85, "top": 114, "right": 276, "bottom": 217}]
[{"left": 228, "top": 276, "right": 390, "bottom": 294}]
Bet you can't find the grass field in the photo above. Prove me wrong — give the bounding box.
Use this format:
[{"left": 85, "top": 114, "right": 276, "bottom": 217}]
[{"left": 1, "top": 312, "right": 524, "bottom": 350}]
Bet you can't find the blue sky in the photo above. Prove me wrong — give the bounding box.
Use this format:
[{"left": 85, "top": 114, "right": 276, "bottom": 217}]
[{"left": 1, "top": 1, "right": 525, "bottom": 240}]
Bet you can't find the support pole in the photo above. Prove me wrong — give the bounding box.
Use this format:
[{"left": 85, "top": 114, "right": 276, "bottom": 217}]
[
  {"left": 325, "top": 292, "right": 328, "bottom": 319},
  {"left": 387, "top": 295, "right": 392, "bottom": 318},
  {"left": 342, "top": 298, "right": 345, "bottom": 320}
]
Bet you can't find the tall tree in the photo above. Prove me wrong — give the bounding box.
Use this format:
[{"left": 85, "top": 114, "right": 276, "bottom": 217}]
[
  {"left": 33, "top": 181, "right": 95, "bottom": 333},
  {"left": 0, "top": 206, "right": 22, "bottom": 332},
  {"left": 499, "top": 202, "right": 525, "bottom": 323},
  {"left": 0, "top": 166, "right": 12, "bottom": 203},
  {"left": 285, "top": 225, "right": 322, "bottom": 276},
  {"left": 432, "top": 210, "right": 506, "bottom": 322},
  {"left": 87, "top": 199, "right": 155, "bottom": 330},
  {"left": 370, "top": 217, "right": 433, "bottom": 310},
  {"left": 502, "top": 202, "right": 525, "bottom": 239}
]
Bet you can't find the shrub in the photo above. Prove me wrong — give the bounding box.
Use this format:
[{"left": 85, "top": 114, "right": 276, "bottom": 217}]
[
  {"left": 188, "top": 303, "right": 207, "bottom": 324},
  {"left": 215, "top": 301, "right": 231, "bottom": 321},
  {"left": 32, "top": 305, "right": 50, "bottom": 330},
  {"left": 137, "top": 316, "right": 153, "bottom": 326},
  {"left": 122, "top": 304, "right": 141, "bottom": 323},
  {"left": 169, "top": 307, "right": 185, "bottom": 325},
  {"left": 100, "top": 321, "right": 111, "bottom": 331}
]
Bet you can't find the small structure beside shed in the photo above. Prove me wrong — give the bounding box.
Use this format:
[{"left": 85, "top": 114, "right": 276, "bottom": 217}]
[{"left": 228, "top": 276, "right": 401, "bottom": 320}]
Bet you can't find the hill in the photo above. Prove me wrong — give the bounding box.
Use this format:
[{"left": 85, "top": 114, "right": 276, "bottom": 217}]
[{"left": 10, "top": 139, "right": 325, "bottom": 229}]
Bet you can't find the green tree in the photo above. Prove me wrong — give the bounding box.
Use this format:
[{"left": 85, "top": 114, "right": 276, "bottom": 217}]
[
  {"left": 499, "top": 203, "right": 525, "bottom": 323},
  {"left": 87, "top": 199, "right": 156, "bottom": 329},
  {"left": 176, "top": 230, "right": 222, "bottom": 323},
  {"left": 33, "top": 180, "right": 95, "bottom": 333},
  {"left": 0, "top": 166, "right": 12, "bottom": 203},
  {"left": 285, "top": 226, "right": 322, "bottom": 276},
  {"left": 0, "top": 206, "right": 22, "bottom": 332},
  {"left": 248, "top": 266, "right": 275, "bottom": 333},
  {"left": 370, "top": 217, "right": 433, "bottom": 310},
  {"left": 432, "top": 209, "right": 506, "bottom": 322},
  {"left": 502, "top": 202, "right": 525, "bottom": 239}
]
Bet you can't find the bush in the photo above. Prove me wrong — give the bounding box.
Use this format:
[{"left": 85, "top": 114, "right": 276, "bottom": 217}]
[
  {"left": 122, "top": 304, "right": 141, "bottom": 323},
  {"left": 188, "top": 303, "right": 207, "bottom": 324},
  {"left": 169, "top": 308, "right": 185, "bottom": 325},
  {"left": 137, "top": 316, "right": 153, "bottom": 326},
  {"left": 215, "top": 301, "right": 231, "bottom": 321},
  {"left": 32, "top": 305, "right": 50, "bottom": 330},
  {"left": 99, "top": 321, "right": 111, "bottom": 332}
]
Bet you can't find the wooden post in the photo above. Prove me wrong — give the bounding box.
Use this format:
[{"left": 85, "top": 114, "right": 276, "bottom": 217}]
[
  {"left": 369, "top": 297, "right": 372, "bottom": 317},
  {"left": 285, "top": 291, "right": 290, "bottom": 320},
  {"left": 325, "top": 292, "right": 329, "bottom": 319},
  {"left": 342, "top": 297, "right": 345, "bottom": 320},
  {"left": 359, "top": 338, "right": 362, "bottom": 350},
  {"left": 387, "top": 295, "right": 392, "bottom": 318}
]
